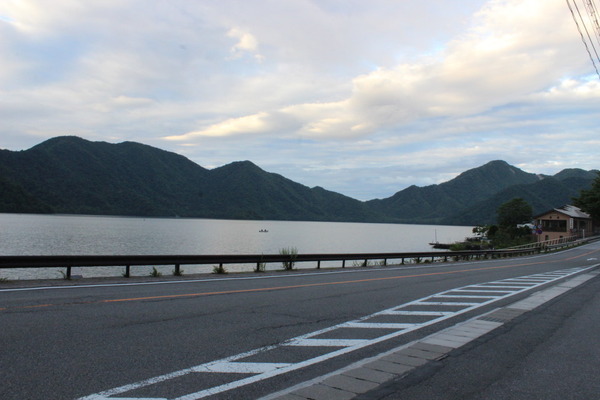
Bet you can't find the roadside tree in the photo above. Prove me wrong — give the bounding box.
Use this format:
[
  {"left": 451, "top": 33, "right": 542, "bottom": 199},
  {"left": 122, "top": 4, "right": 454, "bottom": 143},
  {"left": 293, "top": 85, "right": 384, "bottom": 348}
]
[
  {"left": 492, "top": 198, "right": 533, "bottom": 248},
  {"left": 497, "top": 198, "right": 532, "bottom": 228},
  {"left": 573, "top": 171, "right": 600, "bottom": 221}
]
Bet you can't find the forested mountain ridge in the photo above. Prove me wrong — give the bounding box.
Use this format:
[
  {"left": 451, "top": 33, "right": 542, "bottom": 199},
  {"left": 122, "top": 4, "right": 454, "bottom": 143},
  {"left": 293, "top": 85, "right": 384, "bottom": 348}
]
[
  {"left": 441, "top": 176, "right": 594, "bottom": 225},
  {"left": 0, "top": 136, "right": 596, "bottom": 225},
  {"left": 0, "top": 136, "right": 209, "bottom": 216},
  {"left": 365, "top": 160, "right": 543, "bottom": 224},
  {"left": 0, "top": 136, "right": 382, "bottom": 222}
]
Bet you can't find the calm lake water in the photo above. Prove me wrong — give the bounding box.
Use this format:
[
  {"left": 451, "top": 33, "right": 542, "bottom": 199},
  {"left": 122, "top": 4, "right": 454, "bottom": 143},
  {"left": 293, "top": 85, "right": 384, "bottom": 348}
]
[{"left": 0, "top": 213, "right": 473, "bottom": 280}]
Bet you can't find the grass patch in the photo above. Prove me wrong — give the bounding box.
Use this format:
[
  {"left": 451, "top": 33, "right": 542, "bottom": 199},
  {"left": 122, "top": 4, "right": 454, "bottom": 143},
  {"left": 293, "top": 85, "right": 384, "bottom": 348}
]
[
  {"left": 279, "top": 247, "right": 298, "bottom": 270},
  {"left": 149, "top": 267, "right": 162, "bottom": 277},
  {"left": 213, "top": 264, "right": 228, "bottom": 274},
  {"left": 352, "top": 260, "right": 369, "bottom": 267}
]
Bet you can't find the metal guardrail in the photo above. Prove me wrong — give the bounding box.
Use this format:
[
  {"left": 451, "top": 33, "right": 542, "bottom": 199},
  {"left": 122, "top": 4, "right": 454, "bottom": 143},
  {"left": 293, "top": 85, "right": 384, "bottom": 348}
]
[
  {"left": 0, "top": 248, "right": 541, "bottom": 279},
  {"left": 502, "top": 235, "right": 599, "bottom": 251}
]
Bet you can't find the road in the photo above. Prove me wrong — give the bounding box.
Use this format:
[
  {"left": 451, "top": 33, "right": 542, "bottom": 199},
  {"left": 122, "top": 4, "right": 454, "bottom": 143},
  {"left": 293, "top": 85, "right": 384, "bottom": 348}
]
[{"left": 1, "top": 241, "right": 599, "bottom": 400}]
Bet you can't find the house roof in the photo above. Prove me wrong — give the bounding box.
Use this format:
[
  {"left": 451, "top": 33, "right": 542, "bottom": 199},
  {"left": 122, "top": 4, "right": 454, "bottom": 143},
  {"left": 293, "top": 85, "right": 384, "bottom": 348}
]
[{"left": 534, "top": 204, "right": 591, "bottom": 219}]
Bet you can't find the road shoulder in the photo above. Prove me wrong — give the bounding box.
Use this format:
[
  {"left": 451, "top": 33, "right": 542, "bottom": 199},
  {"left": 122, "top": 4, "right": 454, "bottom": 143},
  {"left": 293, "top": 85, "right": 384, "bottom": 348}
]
[{"left": 263, "top": 267, "right": 600, "bottom": 400}]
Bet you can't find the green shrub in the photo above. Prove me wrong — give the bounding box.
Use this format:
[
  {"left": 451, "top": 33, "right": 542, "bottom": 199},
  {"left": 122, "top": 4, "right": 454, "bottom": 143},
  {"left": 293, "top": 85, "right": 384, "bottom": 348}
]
[
  {"left": 450, "top": 242, "right": 468, "bottom": 251},
  {"left": 352, "top": 260, "right": 368, "bottom": 267},
  {"left": 213, "top": 264, "right": 227, "bottom": 274},
  {"left": 280, "top": 247, "right": 298, "bottom": 270}
]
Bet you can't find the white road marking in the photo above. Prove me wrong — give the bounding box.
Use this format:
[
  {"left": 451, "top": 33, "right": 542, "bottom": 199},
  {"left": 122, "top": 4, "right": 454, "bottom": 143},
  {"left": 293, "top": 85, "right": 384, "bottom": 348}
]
[
  {"left": 0, "top": 261, "right": 483, "bottom": 293},
  {"left": 287, "top": 338, "right": 369, "bottom": 347},
  {"left": 342, "top": 322, "right": 414, "bottom": 329},
  {"left": 6, "top": 244, "right": 593, "bottom": 294},
  {"left": 450, "top": 289, "right": 514, "bottom": 293},
  {"left": 435, "top": 294, "right": 498, "bottom": 298},
  {"left": 78, "top": 266, "right": 592, "bottom": 400},
  {"left": 471, "top": 284, "right": 533, "bottom": 289},
  {"left": 379, "top": 310, "right": 452, "bottom": 316},
  {"left": 194, "top": 362, "right": 291, "bottom": 374},
  {"left": 504, "top": 278, "right": 551, "bottom": 281},
  {"left": 416, "top": 301, "right": 482, "bottom": 306}
]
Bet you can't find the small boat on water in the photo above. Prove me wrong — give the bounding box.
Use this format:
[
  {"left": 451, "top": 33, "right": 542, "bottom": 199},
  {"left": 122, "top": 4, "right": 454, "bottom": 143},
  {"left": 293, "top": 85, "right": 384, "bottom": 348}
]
[
  {"left": 429, "top": 242, "right": 452, "bottom": 249},
  {"left": 429, "top": 229, "right": 451, "bottom": 249},
  {"left": 259, "top": 229, "right": 269, "bottom": 233}
]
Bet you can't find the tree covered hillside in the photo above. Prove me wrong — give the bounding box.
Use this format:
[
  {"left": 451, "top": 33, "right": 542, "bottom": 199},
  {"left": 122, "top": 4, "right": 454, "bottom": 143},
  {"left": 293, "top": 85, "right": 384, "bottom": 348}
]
[{"left": 0, "top": 136, "right": 596, "bottom": 225}]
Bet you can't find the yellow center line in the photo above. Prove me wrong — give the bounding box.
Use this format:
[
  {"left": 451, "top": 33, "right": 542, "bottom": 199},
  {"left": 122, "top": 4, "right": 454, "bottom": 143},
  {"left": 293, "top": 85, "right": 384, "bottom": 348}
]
[
  {"left": 102, "top": 260, "right": 546, "bottom": 303},
  {"left": 3, "top": 247, "right": 598, "bottom": 311},
  {"left": 22, "top": 304, "right": 53, "bottom": 309},
  {"left": 562, "top": 248, "right": 599, "bottom": 261}
]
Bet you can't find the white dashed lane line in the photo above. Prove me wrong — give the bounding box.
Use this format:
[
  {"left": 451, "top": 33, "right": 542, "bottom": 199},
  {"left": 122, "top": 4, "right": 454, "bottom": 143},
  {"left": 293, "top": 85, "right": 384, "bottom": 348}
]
[{"left": 78, "top": 266, "right": 592, "bottom": 400}]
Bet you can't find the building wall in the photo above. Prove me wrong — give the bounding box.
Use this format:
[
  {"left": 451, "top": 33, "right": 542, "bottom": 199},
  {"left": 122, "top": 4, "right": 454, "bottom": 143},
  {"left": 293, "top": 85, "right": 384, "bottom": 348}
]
[{"left": 534, "top": 211, "right": 592, "bottom": 242}]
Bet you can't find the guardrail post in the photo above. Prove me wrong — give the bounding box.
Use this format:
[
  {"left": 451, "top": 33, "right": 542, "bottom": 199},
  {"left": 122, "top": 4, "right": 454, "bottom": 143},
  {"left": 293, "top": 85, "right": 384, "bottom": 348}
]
[
  {"left": 174, "top": 264, "right": 181, "bottom": 276},
  {"left": 342, "top": 260, "right": 345, "bottom": 268},
  {"left": 124, "top": 265, "right": 130, "bottom": 278},
  {"left": 317, "top": 260, "right": 321, "bottom": 269}
]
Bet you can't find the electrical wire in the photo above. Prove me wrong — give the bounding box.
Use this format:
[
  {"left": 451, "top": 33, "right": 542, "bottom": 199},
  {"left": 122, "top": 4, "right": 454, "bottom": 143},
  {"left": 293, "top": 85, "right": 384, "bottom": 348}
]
[
  {"left": 566, "top": 0, "right": 600, "bottom": 78},
  {"left": 583, "top": 0, "right": 600, "bottom": 46},
  {"left": 575, "top": 0, "right": 600, "bottom": 63}
]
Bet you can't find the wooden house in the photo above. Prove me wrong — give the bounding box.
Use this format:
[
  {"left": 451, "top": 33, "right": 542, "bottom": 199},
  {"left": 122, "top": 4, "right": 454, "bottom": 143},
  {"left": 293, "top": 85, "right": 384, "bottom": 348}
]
[{"left": 533, "top": 205, "right": 593, "bottom": 242}]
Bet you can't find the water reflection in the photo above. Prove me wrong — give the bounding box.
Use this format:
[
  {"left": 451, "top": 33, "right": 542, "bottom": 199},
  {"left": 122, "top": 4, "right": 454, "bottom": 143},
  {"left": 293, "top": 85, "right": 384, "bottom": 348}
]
[{"left": 0, "top": 214, "right": 472, "bottom": 280}]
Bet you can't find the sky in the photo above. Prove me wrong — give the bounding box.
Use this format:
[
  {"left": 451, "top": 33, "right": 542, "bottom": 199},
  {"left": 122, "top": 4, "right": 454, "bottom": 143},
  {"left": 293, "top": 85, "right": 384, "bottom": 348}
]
[{"left": 1, "top": 0, "right": 599, "bottom": 200}]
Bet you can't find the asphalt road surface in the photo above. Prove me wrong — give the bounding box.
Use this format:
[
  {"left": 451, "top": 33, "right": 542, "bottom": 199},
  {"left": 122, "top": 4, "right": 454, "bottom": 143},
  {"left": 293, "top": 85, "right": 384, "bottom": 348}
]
[{"left": 2, "top": 240, "right": 599, "bottom": 400}]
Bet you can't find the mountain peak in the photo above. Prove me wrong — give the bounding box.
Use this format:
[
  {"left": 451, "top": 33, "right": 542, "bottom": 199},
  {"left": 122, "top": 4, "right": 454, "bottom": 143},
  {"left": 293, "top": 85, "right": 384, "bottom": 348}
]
[
  {"left": 31, "top": 135, "right": 89, "bottom": 150},
  {"left": 0, "top": 136, "right": 595, "bottom": 225}
]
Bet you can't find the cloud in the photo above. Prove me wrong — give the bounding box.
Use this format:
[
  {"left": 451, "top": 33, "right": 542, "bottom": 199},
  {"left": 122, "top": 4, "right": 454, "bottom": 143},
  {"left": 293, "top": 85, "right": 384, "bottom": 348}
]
[
  {"left": 167, "top": 0, "right": 596, "bottom": 145},
  {"left": 0, "top": 0, "right": 599, "bottom": 200},
  {"left": 227, "top": 27, "right": 263, "bottom": 61},
  {"left": 166, "top": 112, "right": 273, "bottom": 139}
]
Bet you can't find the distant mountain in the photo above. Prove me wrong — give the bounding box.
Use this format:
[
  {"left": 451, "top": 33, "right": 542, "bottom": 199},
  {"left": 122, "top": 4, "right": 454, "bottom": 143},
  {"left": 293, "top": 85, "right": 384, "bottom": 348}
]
[
  {"left": 0, "top": 136, "right": 596, "bottom": 225},
  {"left": 0, "top": 136, "right": 209, "bottom": 216},
  {"left": 187, "top": 160, "right": 381, "bottom": 222},
  {"left": 0, "top": 136, "right": 381, "bottom": 222},
  {"left": 441, "top": 176, "right": 595, "bottom": 225},
  {"left": 365, "top": 161, "right": 543, "bottom": 224},
  {"left": 0, "top": 175, "right": 52, "bottom": 213}
]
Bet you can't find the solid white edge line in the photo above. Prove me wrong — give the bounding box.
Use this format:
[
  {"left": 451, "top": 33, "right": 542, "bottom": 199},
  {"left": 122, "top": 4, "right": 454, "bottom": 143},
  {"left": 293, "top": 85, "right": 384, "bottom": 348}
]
[{"left": 4, "top": 242, "right": 597, "bottom": 293}]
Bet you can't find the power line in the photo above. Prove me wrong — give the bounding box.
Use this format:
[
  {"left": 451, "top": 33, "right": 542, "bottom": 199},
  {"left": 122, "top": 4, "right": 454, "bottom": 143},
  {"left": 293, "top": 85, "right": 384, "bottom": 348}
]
[
  {"left": 575, "top": 0, "right": 600, "bottom": 63},
  {"left": 583, "top": 0, "right": 600, "bottom": 46},
  {"left": 567, "top": 0, "right": 600, "bottom": 78}
]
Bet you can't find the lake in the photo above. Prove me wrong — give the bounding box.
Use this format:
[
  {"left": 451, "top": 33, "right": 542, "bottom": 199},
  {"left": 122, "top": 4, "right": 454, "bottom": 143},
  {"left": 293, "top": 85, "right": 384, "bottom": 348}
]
[{"left": 0, "top": 213, "right": 473, "bottom": 280}]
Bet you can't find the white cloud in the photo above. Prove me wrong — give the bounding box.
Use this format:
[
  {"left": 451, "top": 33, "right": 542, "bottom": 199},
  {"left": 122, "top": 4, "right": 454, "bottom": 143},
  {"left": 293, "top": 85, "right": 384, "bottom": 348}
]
[
  {"left": 167, "top": 0, "right": 594, "bottom": 144},
  {"left": 227, "top": 27, "right": 263, "bottom": 61},
  {"left": 166, "top": 112, "right": 274, "bottom": 139},
  {"left": 0, "top": 0, "right": 598, "bottom": 200}
]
